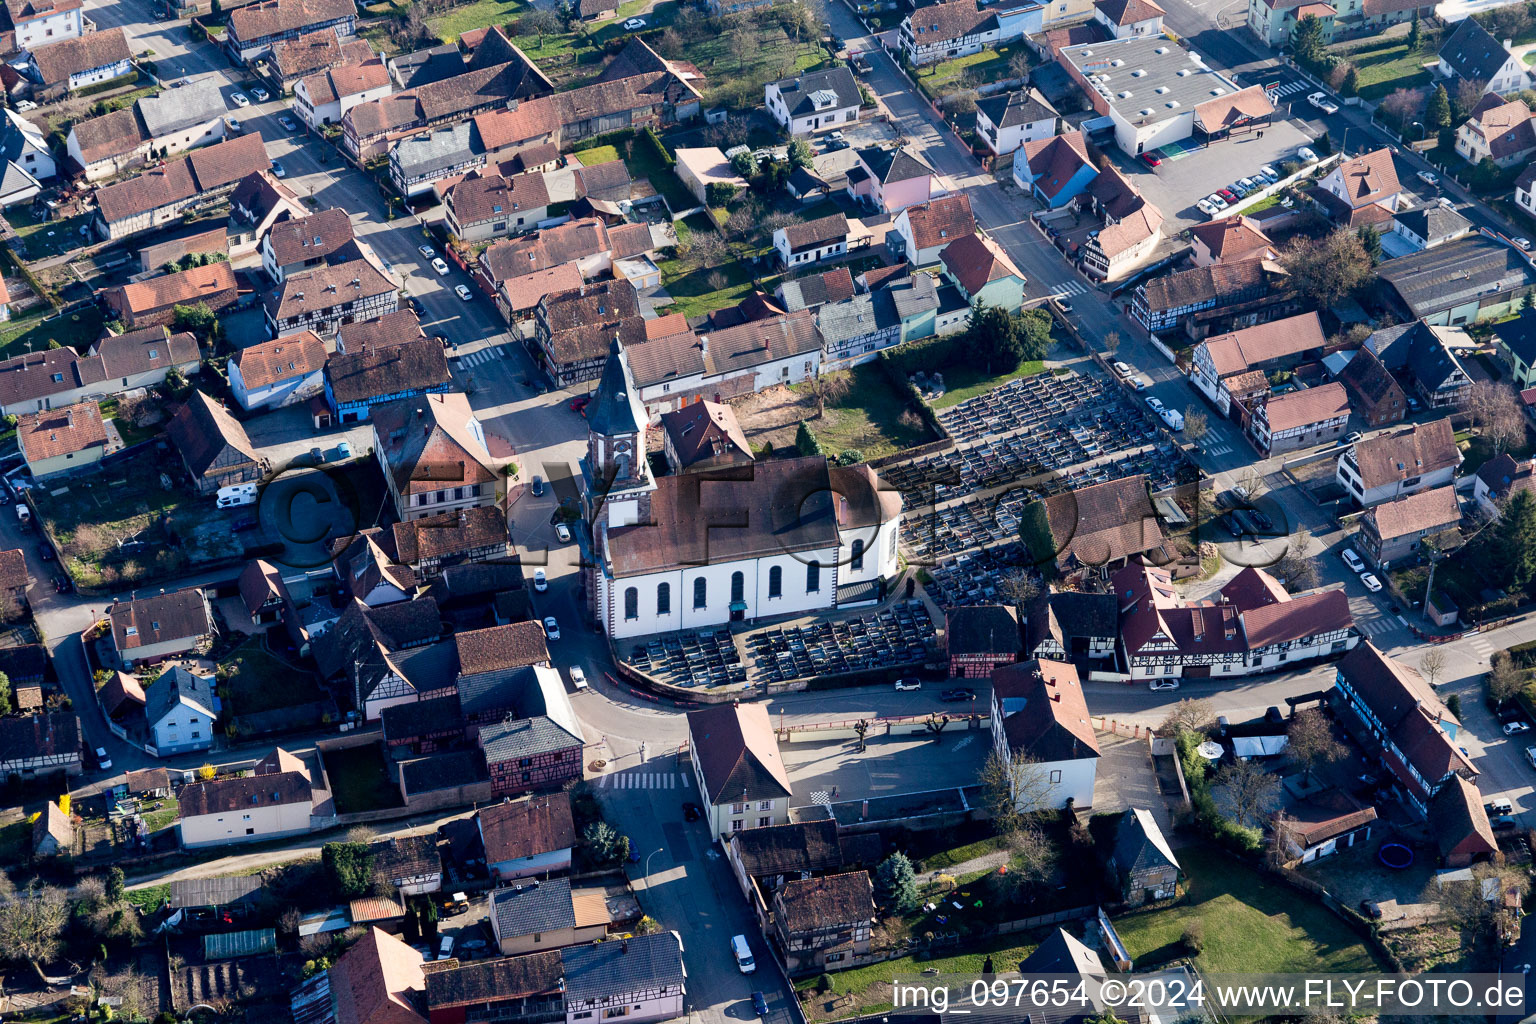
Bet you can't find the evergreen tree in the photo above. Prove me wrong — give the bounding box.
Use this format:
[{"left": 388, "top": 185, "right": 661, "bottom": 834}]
[
  {"left": 1497, "top": 490, "right": 1536, "bottom": 590},
  {"left": 106, "top": 868, "right": 125, "bottom": 905},
  {"left": 1408, "top": 11, "right": 1422, "bottom": 51},
  {"left": 795, "top": 420, "right": 822, "bottom": 457},
  {"left": 874, "top": 853, "right": 920, "bottom": 914},
  {"left": 1356, "top": 225, "right": 1382, "bottom": 265},
  {"left": 1291, "top": 15, "right": 1326, "bottom": 65},
  {"left": 401, "top": 904, "right": 421, "bottom": 943},
  {"left": 1341, "top": 66, "right": 1359, "bottom": 98},
  {"left": 1427, "top": 83, "right": 1452, "bottom": 131},
  {"left": 965, "top": 302, "right": 1023, "bottom": 374},
  {"left": 787, "top": 139, "right": 814, "bottom": 170}
]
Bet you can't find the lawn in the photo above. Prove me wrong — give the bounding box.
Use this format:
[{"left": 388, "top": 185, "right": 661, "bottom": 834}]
[
  {"left": 6, "top": 202, "right": 93, "bottom": 262},
  {"left": 321, "top": 743, "right": 404, "bottom": 813},
  {"left": 918, "top": 42, "right": 1031, "bottom": 96},
  {"left": 123, "top": 883, "right": 170, "bottom": 910},
  {"left": 1338, "top": 39, "right": 1434, "bottom": 101},
  {"left": 99, "top": 396, "right": 162, "bottom": 447},
  {"left": 218, "top": 635, "right": 317, "bottom": 719},
  {"left": 428, "top": 0, "right": 527, "bottom": 42},
  {"left": 0, "top": 304, "right": 103, "bottom": 361},
  {"left": 676, "top": 21, "right": 827, "bottom": 108},
  {"left": 920, "top": 834, "right": 1008, "bottom": 870},
  {"left": 796, "top": 363, "right": 934, "bottom": 460},
  {"left": 931, "top": 360, "right": 1046, "bottom": 409},
  {"left": 140, "top": 795, "right": 179, "bottom": 833},
  {"left": 574, "top": 134, "right": 695, "bottom": 214},
  {"left": 795, "top": 931, "right": 1046, "bottom": 1021},
  {"left": 0, "top": 818, "right": 27, "bottom": 863},
  {"left": 1114, "top": 846, "right": 1387, "bottom": 973}
]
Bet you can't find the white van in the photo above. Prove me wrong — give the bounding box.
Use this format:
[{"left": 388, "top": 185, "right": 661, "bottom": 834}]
[
  {"left": 14, "top": 503, "right": 29, "bottom": 525},
  {"left": 731, "top": 934, "right": 756, "bottom": 973},
  {"left": 216, "top": 483, "right": 258, "bottom": 508},
  {"left": 438, "top": 934, "right": 455, "bottom": 960},
  {"left": 1161, "top": 407, "right": 1184, "bottom": 431},
  {"left": 569, "top": 666, "right": 588, "bottom": 691}
]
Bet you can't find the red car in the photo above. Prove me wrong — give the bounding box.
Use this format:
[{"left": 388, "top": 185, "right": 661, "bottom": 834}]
[
  {"left": 569, "top": 395, "right": 591, "bottom": 413},
  {"left": 1218, "top": 188, "right": 1238, "bottom": 203},
  {"left": 1140, "top": 151, "right": 1162, "bottom": 167}
]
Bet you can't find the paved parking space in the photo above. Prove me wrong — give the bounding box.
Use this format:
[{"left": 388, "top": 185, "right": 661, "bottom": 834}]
[
  {"left": 1126, "top": 120, "right": 1315, "bottom": 226},
  {"left": 781, "top": 729, "right": 988, "bottom": 807}
]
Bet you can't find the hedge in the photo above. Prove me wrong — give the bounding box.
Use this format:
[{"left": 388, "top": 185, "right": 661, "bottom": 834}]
[
  {"left": 76, "top": 70, "right": 140, "bottom": 98},
  {"left": 642, "top": 127, "right": 673, "bottom": 169}
]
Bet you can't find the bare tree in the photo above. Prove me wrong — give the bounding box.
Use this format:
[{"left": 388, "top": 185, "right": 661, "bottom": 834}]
[
  {"left": 1278, "top": 528, "right": 1320, "bottom": 590},
  {"left": 997, "top": 568, "right": 1039, "bottom": 619},
  {"left": 1183, "top": 407, "right": 1209, "bottom": 443},
  {"left": 1461, "top": 381, "right": 1525, "bottom": 456},
  {"left": 806, "top": 372, "right": 851, "bottom": 417},
  {"left": 1489, "top": 650, "right": 1526, "bottom": 705},
  {"left": 1159, "top": 698, "right": 1213, "bottom": 736},
  {"left": 1238, "top": 467, "right": 1266, "bottom": 499},
  {"left": 516, "top": 9, "right": 561, "bottom": 47},
  {"left": 1419, "top": 648, "right": 1447, "bottom": 688},
  {"left": 728, "top": 27, "right": 752, "bottom": 70},
  {"left": 99, "top": 969, "right": 157, "bottom": 1022},
  {"left": 995, "top": 821, "right": 1056, "bottom": 896},
  {"left": 1008, "top": 50, "right": 1032, "bottom": 82},
  {"left": 0, "top": 877, "right": 69, "bottom": 980},
  {"left": 1102, "top": 330, "right": 1120, "bottom": 353},
  {"left": 1286, "top": 708, "right": 1346, "bottom": 784},
  {"left": 924, "top": 713, "right": 951, "bottom": 742},
  {"left": 979, "top": 750, "right": 1055, "bottom": 828},
  {"left": 854, "top": 719, "right": 870, "bottom": 753},
  {"left": 345, "top": 824, "right": 375, "bottom": 845},
  {"left": 1211, "top": 758, "right": 1282, "bottom": 828}
]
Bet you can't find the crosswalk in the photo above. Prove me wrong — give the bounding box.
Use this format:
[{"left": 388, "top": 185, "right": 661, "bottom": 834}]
[
  {"left": 1266, "top": 81, "right": 1308, "bottom": 102},
  {"left": 1053, "top": 279, "right": 1091, "bottom": 298},
  {"left": 1466, "top": 633, "right": 1500, "bottom": 661},
  {"left": 1356, "top": 616, "right": 1400, "bottom": 638},
  {"left": 456, "top": 346, "right": 503, "bottom": 367},
  {"left": 1202, "top": 441, "right": 1235, "bottom": 457},
  {"left": 594, "top": 770, "right": 690, "bottom": 790}
]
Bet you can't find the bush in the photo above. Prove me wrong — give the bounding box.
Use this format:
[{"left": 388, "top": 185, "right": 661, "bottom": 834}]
[
  {"left": 796, "top": 421, "right": 822, "bottom": 457},
  {"left": 77, "top": 70, "right": 140, "bottom": 98},
  {"left": 816, "top": 974, "right": 833, "bottom": 993},
  {"left": 706, "top": 181, "right": 739, "bottom": 207},
  {"left": 837, "top": 448, "right": 863, "bottom": 465},
  {"left": 642, "top": 127, "right": 673, "bottom": 168},
  {"left": 1182, "top": 921, "right": 1205, "bottom": 954}
]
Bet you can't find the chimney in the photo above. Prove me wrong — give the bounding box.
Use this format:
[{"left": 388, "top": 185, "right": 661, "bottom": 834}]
[{"left": 699, "top": 334, "right": 709, "bottom": 359}]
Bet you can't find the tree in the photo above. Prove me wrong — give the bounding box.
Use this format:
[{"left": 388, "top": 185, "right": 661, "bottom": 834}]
[
  {"left": 1290, "top": 14, "right": 1326, "bottom": 65},
  {"left": 1211, "top": 758, "right": 1282, "bottom": 828},
  {"left": 795, "top": 420, "right": 822, "bottom": 457},
  {"left": 964, "top": 301, "right": 1021, "bottom": 374},
  {"left": 1463, "top": 381, "right": 1527, "bottom": 455},
  {"left": 729, "top": 150, "right": 755, "bottom": 178},
  {"left": 997, "top": 568, "right": 1039, "bottom": 620},
  {"left": 1413, "top": 650, "right": 1447, "bottom": 692},
  {"left": 706, "top": 180, "right": 740, "bottom": 207},
  {"left": 197, "top": 762, "right": 216, "bottom": 781},
  {"left": 787, "top": 138, "right": 814, "bottom": 170},
  {"left": 1278, "top": 528, "right": 1319, "bottom": 590},
  {"left": 1008, "top": 49, "right": 1032, "bottom": 82},
  {"left": 106, "top": 868, "right": 125, "bottom": 906},
  {"left": 1379, "top": 87, "right": 1420, "bottom": 132},
  {"left": 924, "top": 712, "right": 950, "bottom": 742},
  {"left": 1286, "top": 708, "right": 1346, "bottom": 783},
  {"left": 1159, "top": 698, "right": 1213, "bottom": 737},
  {"left": 1102, "top": 330, "right": 1120, "bottom": 353},
  {"left": 0, "top": 675, "right": 9, "bottom": 715},
  {"left": 1495, "top": 489, "right": 1536, "bottom": 591},
  {"left": 1427, "top": 83, "right": 1452, "bottom": 131},
  {"left": 1341, "top": 66, "right": 1359, "bottom": 99},
  {"left": 729, "top": 27, "right": 752, "bottom": 70},
  {"left": 1407, "top": 10, "right": 1421, "bottom": 51},
  {"left": 874, "top": 853, "right": 920, "bottom": 913},
  {"left": 1356, "top": 224, "right": 1382, "bottom": 265},
  {"left": 322, "top": 842, "right": 374, "bottom": 899},
  {"left": 805, "top": 370, "right": 850, "bottom": 417},
  {"left": 1489, "top": 650, "right": 1525, "bottom": 705},
  {"left": 1280, "top": 230, "right": 1374, "bottom": 309},
  {"left": 854, "top": 718, "right": 870, "bottom": 753},
  {"left": 582, "top": 820, "right": 624, "bottom": 864},
  {"left": 172, "top": 302, "right": 219, "bottom": 341},
  {"left": 1183, "top": 406, "right": 1208, "bottom": 444},
  {"left": 0, "top": 877, "right": 69, "bottom": 979},
  {"left": 517, "top": 8, "right": 560, "bottom": 47},
  {"left": 979, "top": 750, "right": 1055, "bottom": 829},
  {"left": 401, "top": 903, "right": 421, "bottom": 944},
  {"left": 1017, "top": 308, "right": 1052, "bottom": 360}
]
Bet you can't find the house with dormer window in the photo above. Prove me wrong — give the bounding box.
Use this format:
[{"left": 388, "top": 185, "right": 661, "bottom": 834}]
[
  {"left": 108, "top": 588, "right": 213, "bottom": 669},
  {"left": 899, "top": 0, "right": 1043, "bottom": 66},
  {"left": 765, "top": 67, "right": 862, "bottom": 135}
]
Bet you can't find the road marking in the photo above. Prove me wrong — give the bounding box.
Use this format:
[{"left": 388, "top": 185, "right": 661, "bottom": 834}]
[
  {"left": 1052, "top": 280, "right": 1089, "bottom": 297},
  {"left": 1202, "top": 442, "right": 1234, "bottom": 457},
  {"left": 458, "top": 348, "right": 502, "bottom": 367}
]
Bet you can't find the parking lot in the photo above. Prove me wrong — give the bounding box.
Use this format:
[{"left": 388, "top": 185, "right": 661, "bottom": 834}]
[
  {"left": 781, "top": 728, "right": 989, "bottom": 807},
  {"left": 1124, "top": 118, "right": 1317, "bottom": 228}
]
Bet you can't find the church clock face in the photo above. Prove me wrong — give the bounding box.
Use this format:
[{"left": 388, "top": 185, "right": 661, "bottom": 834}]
[{"left": 614, "top": 439, "right": 633, "bottom": 455}]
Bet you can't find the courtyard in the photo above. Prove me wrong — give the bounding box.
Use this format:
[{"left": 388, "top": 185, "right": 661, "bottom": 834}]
[
  {"left": 1123, "top": 120, "right": 1317, "bottom": 230},
  {"left": 780, "top": 726, "right": 989, "bottom": 808}
]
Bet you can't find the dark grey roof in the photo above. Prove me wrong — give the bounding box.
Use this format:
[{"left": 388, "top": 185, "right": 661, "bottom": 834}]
[
  {"left": 400, "top": 750, "right": 486, "bottom": 793},
  {"left": 144, "top": 665, "right": 216, "bottom": 727},
  {"left": 1393, "top": 204, "right": 1471, "bottom": 244},
  {"left": 886, "top": 273, "right": 939, "bottom": 320},
  {"left": 1495, "top": 309, "right": 1536, "bottom": 366},
  {"left": 0, "top": 159, "right": 39, "bottom": 200},
  {"left": 1439, "top": 17, "right": 1513, "bottom": 85},
  {"left": 390, "top": 44, "right": 464, "bottom": 89},
  {"left": 1017, "top": 927, "right": 1106, "bottom": 976},
  {"left": 387, "top": 640, "right": 459, "bottom": 690},
  {"left": 1368, "top": 319, "right": 1467, "bottom": 391},
  {"left": 856, "top": 145, "right": 931, "bottom": 185},
  {"left": 1111, "top": 807, "right": 1179, "bottom": 875},
  {"left": 1051, "top": 591, "right": 1119, "bottom": 637},
  {"left": 392, "top": 122, "right": 477, "bottom": 178},
  {"left": 1377, "top": 235, "right": 1536, "bottom": 317},
  {"left": 457, "top": 663, "right": 537, "bottom": 717},
  {"left": 946, "top": 605, "right": 1019, "bottom": 656},
  {"left": 817, "top": 289, "right": 900, "bottom": 345},
  {"left": 382, "top": 692, "right": 463, "bottom": 740},
  {"left": 138, "top": 80, "right": 228, "bottom": 138},
  {"left": 170, "top": 875, "right": 264, "bottom": 908},
  {"left": 975, "top": 88, "right": 1056, "bottom": 131},
  {"left": 561, "top": 931, "right": 685, "bottom": 1000},
  {"left": 479, "top": 714, "right": 583, "bottom": 762},
  {"left": 491, "top": 878, "right": 574, "bottom": 936},
  {"left": 585, "top": 338, "right": 645, "bottom": 436},
  {"left": 771, "top": 66, "right": 861, "bottom": 117}
]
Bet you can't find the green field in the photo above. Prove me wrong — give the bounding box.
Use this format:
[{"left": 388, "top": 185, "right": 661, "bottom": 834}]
[
  {"left": 919, "top": 42, "right": 1032, "bottom": 96},
  {"left": 1115, "top": 846, "right": 1387, "bottom": 973},
  {"left": 321, "top": 744, "right": 404, "bottom": 813},
  {"left": 0, "top": 304, "right": 103, "bottom": 360},
  {"left": 1338, "top": 39, "right": 1434, "bottom": 101},
  {"left": 931, "top": 360, "right": 1046, "bottom": 409},
  {"left": 219, "top": 636, "right": 317, "bottom": 719},
  {"left": 796, "top": 363, "right": 935, "bottom": 460}
]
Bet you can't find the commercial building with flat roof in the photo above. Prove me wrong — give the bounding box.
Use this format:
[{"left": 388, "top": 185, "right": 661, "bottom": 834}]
[{"left": 1056, "top": 35, "right": 1271, "bottom": 157}]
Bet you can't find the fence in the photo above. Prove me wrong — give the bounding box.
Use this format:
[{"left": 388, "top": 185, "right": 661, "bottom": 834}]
[
  {"left": 995, "top": 904, "right": 1096, "bottom": 933},
  {"left": 782, "top": 712, "right": 987, "bottom": 742}
]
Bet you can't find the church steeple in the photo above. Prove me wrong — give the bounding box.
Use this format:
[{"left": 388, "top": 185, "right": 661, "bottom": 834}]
[{"left": 580, "top": 334, "right": 655, "bottom": 531}]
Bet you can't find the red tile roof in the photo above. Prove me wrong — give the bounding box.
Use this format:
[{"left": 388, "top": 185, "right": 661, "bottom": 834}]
[
  {"left": 17, "top": 401, "right": 106, "bottom": 461},
  {"left": 232, "top": 331, "right": 328, "bottom": 390}
]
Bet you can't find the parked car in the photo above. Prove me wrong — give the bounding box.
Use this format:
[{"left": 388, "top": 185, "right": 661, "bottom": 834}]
[
  {"left": 894, "top": 678, "right": 921, "bottom": 691},
  {"left": 1307, "top": 92, "right": 1339, "bottom": 114},
  {"left": 1506, "top": 721, "right": 1532, "bottom": 735},
  {"left": 1218, "top": 188, "right": 1238, "bottom": 203},
  {"left": 38, "top": 544, "right": 53, "bottom": 561},
  {"left": 249, "top": 85, "right": 270, "bottom": 101},
  {"left": 824, "top": 139, "right": 849, "bottom": 152},
  {"left": 555, "top": 522, "right": 572, "bottom": 542},
  {"left": 431, "top": 258, "right": 449, "bottom": 275},
  {"left": 1493, "top": 815, "right": 1520, "bottom": 831},
  {"left": 1227, "top": 181, "right": 1249, "bottom": 199},
  {"left": 1297, "top": 147, "right": 1319, "bottom": 162},
  {"left": 570, "top": 666, "right": 588, "bottom": 691},
  {"left": 1133, "top": 378, "right": 1148, "bottom": 391},
  {"left": 1057, "top": 299, "right": 1074, "bottom": 313},
  {"left": 683, "top": 802, "right": 702, "bottom": 821},
  {"left": 533, "top": 568, "right": 547, "bottom": 592},
  {"left": 543, "top": 616, "right": 560, "bottom": 640},
  {"left": 1112, "top": 360, "right": 1133, "bottom": 377},
  {"left": 1341, "top": 548, "right": 1365, "bottom": 573},
  {"left": 1360, "top": 572, "right": 1383, "bottom": 593},
  {"left": 226, "top": 117, "right": 243, "bottom": 133},
  {"left": 531, "top": 475, "right": 544, "bottom": 496},
  {"left": 455, "top": 284, "right": 473, "bottom": 300},
  {"left": 1417, "top": 170, "right": 1440, "bottom": 187},
  {"left": 53, "top": 575, "right": 71, "bottom": 593},
  {"left": 1196, "top": 198, "right": 1219, "bottom": 216},
  {"left": 941, "top": 688, "right": 976, "bottom": 702},
  {"left": 1145, "top": 396, "right": 1164, "bottom": 413},
  {"left": 232, "top": 92, "right": 249, "bottom": 107},
  {"left": 13, "top": 100, "right": 35, "bottom": 112},
  {"left": 94, "top": 747, "right": 112, "bottom": 771},
  {"left": 1141, "top": 151, "right": 1162, "bottom": 167},
  {"left": 278, "top": 115, "right": 299, "bottom": 132},
  {"left": 1345, "top": 431, "right": 1363, "bottom": 443},
  {"left": 271, "top": 160, "right": 285, "bottom": 178},
  {"left": 418, "top": 244, "right": 435, "bottom": 258},
  {"left": 624, "top": 17, "right": 646, "bottom": 29},
  {"left": 1258, "top": 165, "right": 1279, "bottom": 182},
  {"left": 1149, "top": 679, "right": 1180, "bottom": 692},
  {"left": 406, "top": 296, "right": 424, "bottom": 314},
  {"left": 752, "top": 993, "right": 769, "bottom": 1017},
  {"left": 1489, "top": 799, "right": 1515, "bottom": 816},
  {"left": 1516, "top": 237, "right": 1533, "bottom": 252},
  {"left": 1206, "top": 193, "right": 1228, "bottom": 210},
  {"left": 1359, "top": 900, "right": 1382, "bottom": 919}
]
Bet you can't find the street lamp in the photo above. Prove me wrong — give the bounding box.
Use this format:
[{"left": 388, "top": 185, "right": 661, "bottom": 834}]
[
  {"left": 642, "top": 847, "right": 664, "bottom": 884},
  {"left": 1411, "top": 121, "right": 1425, "bottom": 141}
]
